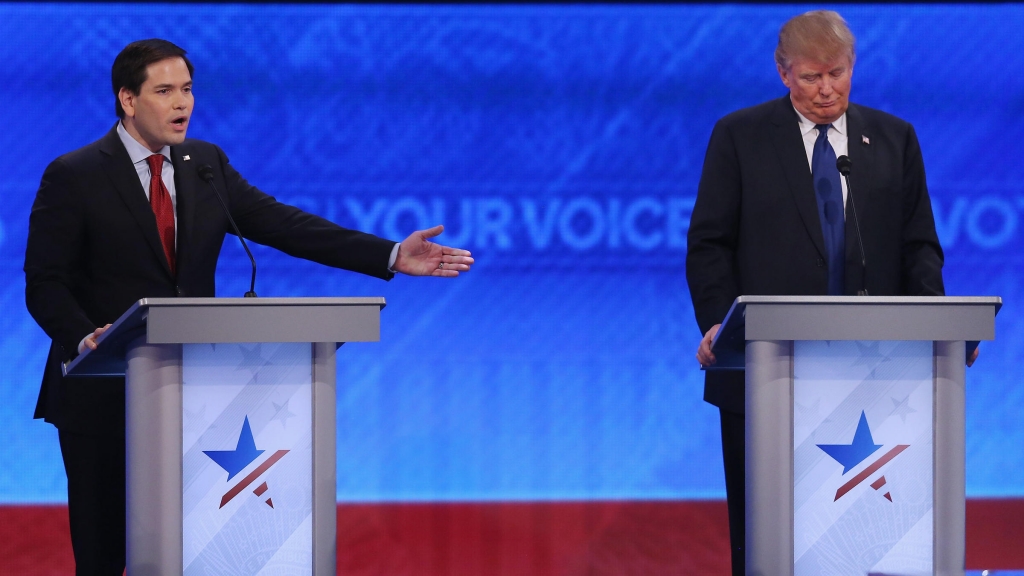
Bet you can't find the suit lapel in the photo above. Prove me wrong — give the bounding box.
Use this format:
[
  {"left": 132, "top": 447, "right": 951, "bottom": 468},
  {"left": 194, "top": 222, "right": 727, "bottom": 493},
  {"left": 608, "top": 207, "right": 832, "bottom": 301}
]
[
  {"left": 98, "top": 125, "right": 175, "bottom": 277},
  {"left": 769, "top": 96, "right": 826, "bottom": 258},
  {"left": 170, "top": 144, "right": 197, "bottom": 277}
]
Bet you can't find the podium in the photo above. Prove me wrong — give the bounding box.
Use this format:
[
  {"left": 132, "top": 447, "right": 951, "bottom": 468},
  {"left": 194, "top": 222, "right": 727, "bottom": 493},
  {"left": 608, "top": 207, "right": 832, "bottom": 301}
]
[
  {"left": 64, "top": 297, "right": 386, "bottom": 575},
  {"left": 709, "top": 296, "right": 1000, "bottom": 576}
]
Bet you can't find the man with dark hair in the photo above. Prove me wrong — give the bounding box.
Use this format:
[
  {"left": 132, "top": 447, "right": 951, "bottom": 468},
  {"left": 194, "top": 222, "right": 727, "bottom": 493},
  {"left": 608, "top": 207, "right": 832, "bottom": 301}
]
[
  {"left": 25, "top": 38, "right": 473, "bottom": 575},
  {"left": 110, "top": 39, "right": 195, "bottom": 119},
  {"left": 686, "top": 11, "right": 946, "bottom": 575}
]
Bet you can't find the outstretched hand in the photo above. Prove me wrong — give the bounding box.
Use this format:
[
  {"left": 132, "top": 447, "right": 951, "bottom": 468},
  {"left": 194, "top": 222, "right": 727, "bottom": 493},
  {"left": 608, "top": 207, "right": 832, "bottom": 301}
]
[{"left": 393, "top": 225, "right": 474, "bottom": 277}]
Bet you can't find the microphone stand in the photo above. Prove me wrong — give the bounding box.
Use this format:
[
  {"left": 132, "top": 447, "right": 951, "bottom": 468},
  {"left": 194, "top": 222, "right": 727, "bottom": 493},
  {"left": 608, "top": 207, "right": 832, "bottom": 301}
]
[
  {"left": 198, "top": 165, "right": 258, "bottom": 297},
  {"left": 837, "top": 156, "right": 868, "bottom": 296}
]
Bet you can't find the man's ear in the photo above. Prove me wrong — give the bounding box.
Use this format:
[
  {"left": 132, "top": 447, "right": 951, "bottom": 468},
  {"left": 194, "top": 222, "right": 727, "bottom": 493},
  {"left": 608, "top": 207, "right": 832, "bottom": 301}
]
[
  {"left": 776, "top": 62, "right": 792, "bottom": 88},
  {"left": 118, "top": 87, "right": 136, "bottom": 118}
]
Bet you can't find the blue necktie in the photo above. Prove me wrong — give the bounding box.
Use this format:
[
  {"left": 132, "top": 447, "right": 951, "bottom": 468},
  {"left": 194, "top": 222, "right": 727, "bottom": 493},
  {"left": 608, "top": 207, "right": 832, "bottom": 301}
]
[{"left": 812, "top": 124, "right": 845, "bottom": 295}]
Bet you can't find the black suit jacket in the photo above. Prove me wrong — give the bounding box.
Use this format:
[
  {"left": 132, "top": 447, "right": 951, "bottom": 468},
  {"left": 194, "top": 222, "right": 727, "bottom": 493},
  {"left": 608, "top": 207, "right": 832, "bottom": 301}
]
[
  {"left": 686, "top": 96, "right": 945, "bottom": 414},
  {"left": 25, "top": 125, "right": 397, "bottom": 433}
]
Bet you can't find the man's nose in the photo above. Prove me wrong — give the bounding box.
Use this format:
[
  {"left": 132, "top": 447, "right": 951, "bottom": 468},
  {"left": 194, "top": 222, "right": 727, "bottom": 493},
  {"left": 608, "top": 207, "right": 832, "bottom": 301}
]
[{"left": 820, "top": 78, "right": 834, "bottom": 95}]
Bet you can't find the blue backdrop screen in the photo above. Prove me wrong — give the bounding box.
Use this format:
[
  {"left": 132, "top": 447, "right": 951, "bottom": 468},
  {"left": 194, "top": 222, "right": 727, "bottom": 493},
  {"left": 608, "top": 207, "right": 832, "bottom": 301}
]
[{"left": 0, "top": 3, "right": 1021, "bottom": 503}]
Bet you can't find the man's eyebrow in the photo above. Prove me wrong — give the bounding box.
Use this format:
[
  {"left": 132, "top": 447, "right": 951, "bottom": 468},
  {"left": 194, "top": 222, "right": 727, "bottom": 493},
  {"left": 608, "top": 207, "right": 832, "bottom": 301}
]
[{"left": 151, "top": 81, "right": 192, "bottom": 90}]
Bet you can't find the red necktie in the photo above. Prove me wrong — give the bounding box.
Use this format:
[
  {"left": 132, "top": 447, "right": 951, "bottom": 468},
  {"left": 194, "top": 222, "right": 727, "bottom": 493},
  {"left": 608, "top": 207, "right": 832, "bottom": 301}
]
[{"left": 147, "top": 154, "right": 176, "bottom": 275}]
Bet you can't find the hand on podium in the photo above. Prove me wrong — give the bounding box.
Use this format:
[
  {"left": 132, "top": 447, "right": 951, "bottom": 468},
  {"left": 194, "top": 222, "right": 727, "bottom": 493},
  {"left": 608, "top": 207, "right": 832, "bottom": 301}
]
[
  {"left": 968, "top": 346, "right": 980, "bottom": 367},
  {"left": 394, "top": 225, "right": 474, "bottom": 277},
  {"left": 696, "top": 323, "right": 721, "bottom": 368},
  {"left": 77, "top": 323, "right": 112, "bottom": 354}
]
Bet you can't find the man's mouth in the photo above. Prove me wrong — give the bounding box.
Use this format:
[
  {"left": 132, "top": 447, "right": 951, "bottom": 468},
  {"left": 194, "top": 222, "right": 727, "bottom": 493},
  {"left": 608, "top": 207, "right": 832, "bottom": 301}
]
[{"left": 171, "top": 116, "right": 188, "bottom": 128}]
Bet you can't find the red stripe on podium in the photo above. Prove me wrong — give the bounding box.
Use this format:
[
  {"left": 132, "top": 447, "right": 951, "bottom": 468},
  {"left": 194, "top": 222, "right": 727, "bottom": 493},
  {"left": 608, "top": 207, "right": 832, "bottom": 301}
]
[
  {"left": 219, "top": 449, "right": 289, "bottom": 508},
  {"left": 833, "top": 444, "right": 909, "bottom": 501},
  {"left": 0, "top": 499, "right": 1021, "bottom": 574}
]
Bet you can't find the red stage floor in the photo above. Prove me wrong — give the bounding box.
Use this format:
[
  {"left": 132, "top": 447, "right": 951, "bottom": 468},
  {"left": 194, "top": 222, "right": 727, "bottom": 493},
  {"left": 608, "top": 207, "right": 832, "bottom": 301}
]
[{"left": 0, "top": 499, "right": 1020, "bottom": 574}]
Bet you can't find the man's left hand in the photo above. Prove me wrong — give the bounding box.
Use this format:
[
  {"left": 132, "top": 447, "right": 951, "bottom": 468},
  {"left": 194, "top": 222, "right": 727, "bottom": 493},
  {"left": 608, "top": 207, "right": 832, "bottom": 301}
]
[{"left": 394, "top": 225, "right": 474, "bottom": 277}]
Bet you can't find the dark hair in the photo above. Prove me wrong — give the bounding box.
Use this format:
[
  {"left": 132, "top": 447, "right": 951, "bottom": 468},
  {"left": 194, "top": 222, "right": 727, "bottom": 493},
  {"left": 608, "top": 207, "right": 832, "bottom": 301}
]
[{"left": 111, "top": 39, "right": 194, "bottom": 119}]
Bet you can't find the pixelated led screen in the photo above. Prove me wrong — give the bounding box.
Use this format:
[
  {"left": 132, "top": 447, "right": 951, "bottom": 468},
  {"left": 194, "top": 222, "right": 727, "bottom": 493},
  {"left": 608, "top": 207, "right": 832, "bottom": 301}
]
[{"left": 0, "top": 3, "right": 1021, "bottom": 503}]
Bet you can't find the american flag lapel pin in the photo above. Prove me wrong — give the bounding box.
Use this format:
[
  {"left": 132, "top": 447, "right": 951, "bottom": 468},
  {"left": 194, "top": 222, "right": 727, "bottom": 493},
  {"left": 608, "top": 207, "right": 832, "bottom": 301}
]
[
  {"left": 861, "top": 135, "right": 870, "bottom": 145},
  {"left": 183, "top": 154, "right": 191, "bottom": 161}
]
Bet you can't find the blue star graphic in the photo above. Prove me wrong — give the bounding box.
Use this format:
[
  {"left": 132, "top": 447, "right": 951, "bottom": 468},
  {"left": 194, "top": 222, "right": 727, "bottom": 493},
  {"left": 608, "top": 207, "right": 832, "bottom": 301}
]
[
  {"left": 203, "top": 416, "right": 264, "bottom": 481},
  {"left": 817, "top": 411, "right": 883, "bottom": 474}
]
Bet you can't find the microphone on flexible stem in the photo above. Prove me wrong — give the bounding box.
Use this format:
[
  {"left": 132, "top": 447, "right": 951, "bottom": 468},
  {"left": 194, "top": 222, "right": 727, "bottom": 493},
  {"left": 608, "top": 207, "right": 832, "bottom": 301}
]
[
  {"left": 836, "top": 155, "right": 868, "bottom": 296},
  {"left": 197, "top": 165, "right": 258, "bottom": 298}
]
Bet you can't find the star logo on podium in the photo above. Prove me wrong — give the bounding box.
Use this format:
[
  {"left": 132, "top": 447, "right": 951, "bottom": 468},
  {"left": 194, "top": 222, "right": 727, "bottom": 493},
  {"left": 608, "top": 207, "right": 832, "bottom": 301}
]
[
  {"left": 204, "top": 416, "right": 289, "bottom": 509},
  {"left": 817, "top": 411, "right": 909, "bottom": 502}
]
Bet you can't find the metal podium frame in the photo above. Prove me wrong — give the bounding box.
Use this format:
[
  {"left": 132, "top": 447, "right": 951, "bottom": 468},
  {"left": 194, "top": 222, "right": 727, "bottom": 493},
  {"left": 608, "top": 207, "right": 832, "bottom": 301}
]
[
  {"left": 64, "top": 297, "right": 386, "bottom": 575},
  {"left": 710, "top": 295, "right": 1001, "bottom": 576}
]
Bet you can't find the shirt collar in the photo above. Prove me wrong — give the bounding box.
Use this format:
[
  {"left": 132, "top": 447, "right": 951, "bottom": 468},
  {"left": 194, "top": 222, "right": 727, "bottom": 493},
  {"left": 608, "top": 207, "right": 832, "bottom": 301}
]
[
  {"left": 792, "top": 104, "right": 847, "bottom": 138},
  {"left": 117, "top": 121, "right": 171, "bottom": 165}
]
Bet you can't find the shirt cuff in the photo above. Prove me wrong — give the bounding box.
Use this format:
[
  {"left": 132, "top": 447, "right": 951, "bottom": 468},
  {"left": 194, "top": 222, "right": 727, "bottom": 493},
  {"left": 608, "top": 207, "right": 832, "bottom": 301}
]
[{"left": 387, "top": 242, "right": 401, "bottom": 272}]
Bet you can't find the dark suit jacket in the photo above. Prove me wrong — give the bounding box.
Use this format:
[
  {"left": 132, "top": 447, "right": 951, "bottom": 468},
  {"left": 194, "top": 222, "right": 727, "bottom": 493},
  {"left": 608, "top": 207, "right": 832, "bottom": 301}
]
[
  {"left": 686, "top": 96, "right": 945, "bottom": 414},
  {"left": 25, "top": 125, "right": 397, "bottom": 434}
]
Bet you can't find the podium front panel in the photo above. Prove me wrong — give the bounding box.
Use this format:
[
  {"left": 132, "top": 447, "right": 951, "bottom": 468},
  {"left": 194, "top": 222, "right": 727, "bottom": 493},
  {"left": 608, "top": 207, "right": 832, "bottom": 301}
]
[
  {"left": 738, "top": 297, "right": 988, "bottom": 576},
  {"left": 181, "top": 343, "right": 314, "bottom": 573},
  {"left": 106, "top": 298, "right": 373, "bottom": 575},
  {"left": 793, "top": 340, "right": 934, "bottom": 575}
]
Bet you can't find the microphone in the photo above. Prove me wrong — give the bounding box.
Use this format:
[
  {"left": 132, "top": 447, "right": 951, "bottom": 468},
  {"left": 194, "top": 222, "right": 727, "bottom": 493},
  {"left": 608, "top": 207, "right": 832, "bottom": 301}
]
[
  {"left": 836, "top": 155, "right": 868, "bottom": 296},
  {"left": 197, "top": 165, "right": 258, "bottom": 298}
]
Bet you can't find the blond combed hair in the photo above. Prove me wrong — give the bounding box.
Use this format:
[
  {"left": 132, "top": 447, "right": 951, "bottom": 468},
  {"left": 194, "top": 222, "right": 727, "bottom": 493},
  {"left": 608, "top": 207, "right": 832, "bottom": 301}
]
[{"left": 775, "top": 10, "right": 856, "bottom": 70}]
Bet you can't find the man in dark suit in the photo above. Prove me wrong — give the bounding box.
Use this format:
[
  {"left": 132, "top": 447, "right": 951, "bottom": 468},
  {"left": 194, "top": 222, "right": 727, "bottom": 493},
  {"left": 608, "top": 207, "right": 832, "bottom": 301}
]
[
  {"left": 24, "top": 39, "right": 473, "bottom": 575},
  {"left": 685, "top": 11, "right": 947, "bottom": 575}
]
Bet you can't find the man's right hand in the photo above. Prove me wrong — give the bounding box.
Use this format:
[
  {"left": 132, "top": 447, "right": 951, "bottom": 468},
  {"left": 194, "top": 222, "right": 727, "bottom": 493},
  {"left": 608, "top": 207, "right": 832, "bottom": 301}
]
[
  {"left": 696, "top": 323, "right": 721, "bottom": 368},
  {"left": 78, "top": 324, "right": 112, "bottom": 354}
]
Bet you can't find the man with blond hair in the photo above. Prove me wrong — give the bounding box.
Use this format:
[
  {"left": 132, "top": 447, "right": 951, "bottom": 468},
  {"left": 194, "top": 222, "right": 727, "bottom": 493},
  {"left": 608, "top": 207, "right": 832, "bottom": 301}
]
[{"left": 686, "top": 11, "right": 945, "bottom": 574}]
